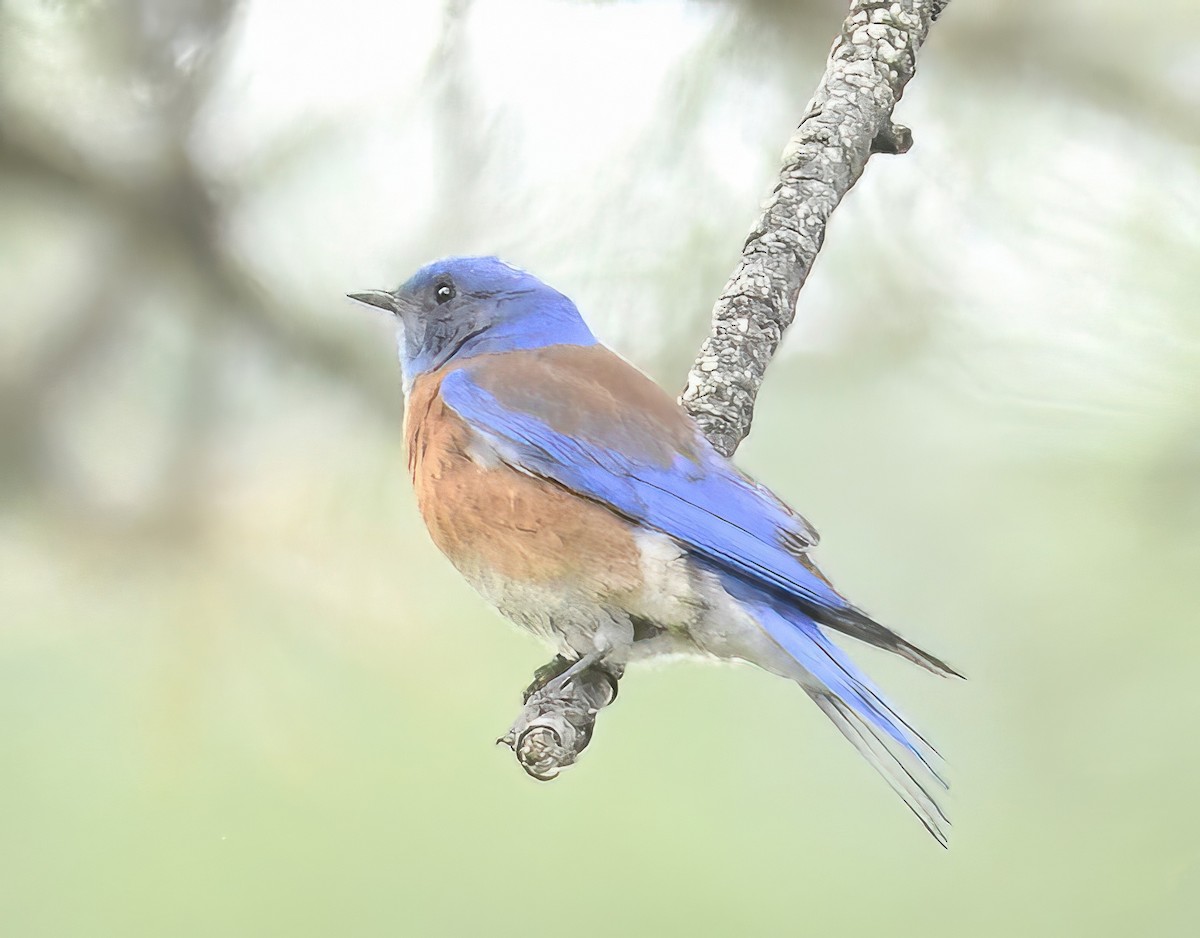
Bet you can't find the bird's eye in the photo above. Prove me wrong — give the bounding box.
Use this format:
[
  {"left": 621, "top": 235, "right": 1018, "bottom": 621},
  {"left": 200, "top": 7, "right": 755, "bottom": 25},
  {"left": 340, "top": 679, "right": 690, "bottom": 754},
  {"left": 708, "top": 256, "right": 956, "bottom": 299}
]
[{"left": 434, "top": 282, "right": 455, "bottom": 304}]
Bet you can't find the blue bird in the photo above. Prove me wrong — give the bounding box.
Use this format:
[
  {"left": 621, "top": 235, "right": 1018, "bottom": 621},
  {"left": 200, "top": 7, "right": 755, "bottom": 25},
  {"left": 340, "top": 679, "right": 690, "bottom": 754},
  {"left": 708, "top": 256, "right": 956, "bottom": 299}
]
[{"left": 350, "top": 256, "right": 959, "bottom": 844}]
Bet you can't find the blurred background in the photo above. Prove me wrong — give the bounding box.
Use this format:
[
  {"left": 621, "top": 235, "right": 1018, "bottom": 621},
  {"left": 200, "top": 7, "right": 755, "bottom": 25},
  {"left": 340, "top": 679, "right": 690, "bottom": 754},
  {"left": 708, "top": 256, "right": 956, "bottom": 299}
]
[{"left": 2, "top": 0, "right": 1199, "bottom": 934}]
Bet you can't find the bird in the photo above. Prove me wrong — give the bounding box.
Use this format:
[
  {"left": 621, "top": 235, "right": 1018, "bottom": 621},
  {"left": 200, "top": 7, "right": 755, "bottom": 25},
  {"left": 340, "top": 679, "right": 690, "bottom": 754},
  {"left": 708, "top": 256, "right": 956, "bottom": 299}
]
[{"left": 349, "top": 256, "right": 960, "bottom": 845}]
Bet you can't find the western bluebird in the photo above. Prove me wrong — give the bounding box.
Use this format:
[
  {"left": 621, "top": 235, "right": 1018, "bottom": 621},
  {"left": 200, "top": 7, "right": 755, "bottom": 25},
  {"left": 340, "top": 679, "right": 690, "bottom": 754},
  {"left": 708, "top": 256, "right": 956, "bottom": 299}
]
[{"left": 350, "top": 256, "right": 959, "bottom": 844}]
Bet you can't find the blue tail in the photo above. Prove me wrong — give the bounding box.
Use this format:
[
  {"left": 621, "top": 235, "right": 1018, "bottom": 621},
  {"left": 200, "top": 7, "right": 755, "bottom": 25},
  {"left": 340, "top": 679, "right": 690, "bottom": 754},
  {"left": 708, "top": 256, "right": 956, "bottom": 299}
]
[{"left": 721, "top": 574, "right": 950, "bottom": 845}]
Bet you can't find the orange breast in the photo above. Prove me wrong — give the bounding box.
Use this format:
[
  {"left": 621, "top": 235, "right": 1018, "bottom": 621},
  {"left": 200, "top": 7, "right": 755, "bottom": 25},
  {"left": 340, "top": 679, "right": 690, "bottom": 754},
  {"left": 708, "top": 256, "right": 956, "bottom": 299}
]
[{"left": 404, "top": 368, "right": 643, "bottom": 593}]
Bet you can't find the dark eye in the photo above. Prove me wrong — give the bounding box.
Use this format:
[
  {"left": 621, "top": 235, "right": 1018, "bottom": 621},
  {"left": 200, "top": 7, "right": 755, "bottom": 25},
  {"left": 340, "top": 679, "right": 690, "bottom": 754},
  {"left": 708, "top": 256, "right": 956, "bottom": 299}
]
[{"left": 434, "top": 282, "right": 455, "bottom": 304}]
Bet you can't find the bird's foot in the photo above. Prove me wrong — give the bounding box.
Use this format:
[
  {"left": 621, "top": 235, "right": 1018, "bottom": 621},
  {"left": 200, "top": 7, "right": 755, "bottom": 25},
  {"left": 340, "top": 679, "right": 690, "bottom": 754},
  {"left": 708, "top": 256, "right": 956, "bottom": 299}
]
[
  {"left": 523, "top": 655, "right": 574, "bottom": 702},
  {"left": 523, "top": 651, "right": 622, "bottom": 702},
  {"left": 541, "top": 651, "right": 625, "bottom": 698},
  {"left": 536, "top": 651, "right": 602, "bottom": 697},
  {"left": 502, "top": 651, "right": 623, "bottom": 780}
]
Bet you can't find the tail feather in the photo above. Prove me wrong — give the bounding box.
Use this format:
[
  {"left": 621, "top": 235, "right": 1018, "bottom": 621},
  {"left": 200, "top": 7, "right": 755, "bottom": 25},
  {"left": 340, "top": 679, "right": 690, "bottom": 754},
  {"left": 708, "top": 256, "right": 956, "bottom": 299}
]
[
  {"left": 821, "top": 606, "right": 964, "bottom": 679},
  {"left": 813, "top": 693, "right": 950, "bottom": 847},
  {"left": 723, "top": 576, "right": 951, "bottom": 845},
  {"left": 784, "top": 543, "right": 961, "bottom": 679}
]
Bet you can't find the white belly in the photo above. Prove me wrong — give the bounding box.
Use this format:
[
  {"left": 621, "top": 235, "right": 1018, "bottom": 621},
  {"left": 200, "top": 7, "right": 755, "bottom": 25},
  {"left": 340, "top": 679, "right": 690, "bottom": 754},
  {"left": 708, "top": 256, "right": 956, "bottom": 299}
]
[{"left": 453, "top": 527, "right": 791, "bottom": 678}]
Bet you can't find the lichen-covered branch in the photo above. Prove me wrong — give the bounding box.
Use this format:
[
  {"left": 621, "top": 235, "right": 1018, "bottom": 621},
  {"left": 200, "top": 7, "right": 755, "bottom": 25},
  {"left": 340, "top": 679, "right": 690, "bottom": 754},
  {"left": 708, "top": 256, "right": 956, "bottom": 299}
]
[
  {"left": 502, "top": 0, "right": 950, "bottom": 779},
  {"left": 498, "top": 667, "right": 617, "bottom": 780},
  {"left": 681, "top": 0, "right": 950, "bottom": 456}
]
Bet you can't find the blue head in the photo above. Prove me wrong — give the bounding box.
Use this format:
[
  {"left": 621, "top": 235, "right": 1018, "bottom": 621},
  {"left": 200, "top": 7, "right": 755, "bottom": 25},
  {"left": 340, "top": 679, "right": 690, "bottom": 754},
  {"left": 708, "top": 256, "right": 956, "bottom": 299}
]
[{"left": 349, "top": 256, "right": 596, "bottom": 388}]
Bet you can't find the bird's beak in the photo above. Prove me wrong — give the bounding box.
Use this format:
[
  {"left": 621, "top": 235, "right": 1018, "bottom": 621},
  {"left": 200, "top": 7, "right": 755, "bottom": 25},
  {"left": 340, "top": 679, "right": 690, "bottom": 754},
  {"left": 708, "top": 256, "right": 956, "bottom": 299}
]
[{"left": 347, "top": 290, "right": 398, "bottom": 313}]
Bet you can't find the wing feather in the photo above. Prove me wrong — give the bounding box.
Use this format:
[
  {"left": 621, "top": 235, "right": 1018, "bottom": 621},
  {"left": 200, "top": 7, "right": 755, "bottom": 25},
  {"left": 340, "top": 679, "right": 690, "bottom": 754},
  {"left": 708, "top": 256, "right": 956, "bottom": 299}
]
[{"left": 438, "top": 351, "right": 958, "bottom": 677}]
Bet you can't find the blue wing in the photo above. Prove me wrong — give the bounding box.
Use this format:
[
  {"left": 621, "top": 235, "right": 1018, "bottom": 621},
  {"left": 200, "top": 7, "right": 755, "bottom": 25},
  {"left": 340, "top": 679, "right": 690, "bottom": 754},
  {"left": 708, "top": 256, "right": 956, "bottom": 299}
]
[
  {"left": 439, "top": 359, "right": 956, "bottom": 677},
  {"left": 441, "top": 353, "right": 956, "bottom": 843},
  {"left": 440, "top": 365, "right": 835, "bottom": 598}
]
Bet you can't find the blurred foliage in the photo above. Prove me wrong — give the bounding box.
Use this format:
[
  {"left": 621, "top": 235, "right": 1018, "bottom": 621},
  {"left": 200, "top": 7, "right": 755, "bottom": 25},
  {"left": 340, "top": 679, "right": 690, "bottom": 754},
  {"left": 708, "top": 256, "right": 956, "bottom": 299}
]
[{"left": 2, "top": 1, "right": 1199, "bottom": 935}]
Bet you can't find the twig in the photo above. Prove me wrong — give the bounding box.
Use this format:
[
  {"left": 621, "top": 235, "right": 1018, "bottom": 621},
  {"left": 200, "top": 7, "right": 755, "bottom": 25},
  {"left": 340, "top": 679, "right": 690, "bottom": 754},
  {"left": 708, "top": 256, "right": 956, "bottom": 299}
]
[
  {"left": 502, "top": 0, "right": 951, "bottom": 780},
  {"left": 498, "top": 668, "right": 617, "bottom": 780},
  {"left": 682, "top": 0, "right": 949, "bottom": 456}
]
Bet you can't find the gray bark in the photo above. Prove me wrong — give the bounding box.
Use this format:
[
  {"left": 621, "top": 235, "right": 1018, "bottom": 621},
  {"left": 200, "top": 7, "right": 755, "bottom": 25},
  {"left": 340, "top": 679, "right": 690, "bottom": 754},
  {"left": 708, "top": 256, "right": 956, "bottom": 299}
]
[
  {"left": 681, "top": 0, "right": 949, "bottom": 456},
  {"left": 500, "top": 0, "right": 950, "bottom": 780}
]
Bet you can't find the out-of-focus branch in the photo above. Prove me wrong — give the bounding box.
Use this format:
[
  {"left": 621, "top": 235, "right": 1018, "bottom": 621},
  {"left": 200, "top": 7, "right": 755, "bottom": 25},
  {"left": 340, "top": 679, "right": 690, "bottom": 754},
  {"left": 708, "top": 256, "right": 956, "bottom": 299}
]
[
  {"left": 0, "top": 122, "right": 386, "bottom": 403},
  {"left": 0, "top": 0, "right": 393, "bottom": 434},
  {"left": 1, "top": 0, "right": 395, "bottom": 530},
  {"left": 501, "top": 0, "right": 950, "bottom": 780}
]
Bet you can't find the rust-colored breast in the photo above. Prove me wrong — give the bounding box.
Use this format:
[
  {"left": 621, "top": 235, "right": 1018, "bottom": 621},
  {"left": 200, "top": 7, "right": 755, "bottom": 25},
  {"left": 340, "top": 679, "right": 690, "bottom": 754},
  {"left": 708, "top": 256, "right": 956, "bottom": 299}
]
[{"left": 404, "top": 367, "right": 643, "bottom": 593}]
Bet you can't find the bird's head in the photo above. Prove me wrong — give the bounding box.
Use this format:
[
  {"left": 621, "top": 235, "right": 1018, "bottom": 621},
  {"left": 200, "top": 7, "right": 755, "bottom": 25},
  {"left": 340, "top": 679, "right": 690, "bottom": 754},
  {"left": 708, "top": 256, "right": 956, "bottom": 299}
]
[{"left": 349, "top": 256, "right": 595, "bottom": 389}]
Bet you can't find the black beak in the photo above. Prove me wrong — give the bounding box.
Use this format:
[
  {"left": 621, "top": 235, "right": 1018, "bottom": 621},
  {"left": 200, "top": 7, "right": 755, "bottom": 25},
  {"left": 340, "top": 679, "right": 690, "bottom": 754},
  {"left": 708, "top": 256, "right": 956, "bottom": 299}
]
[{"left": 347, "top": 290, "right": 397, "bottom": 313}]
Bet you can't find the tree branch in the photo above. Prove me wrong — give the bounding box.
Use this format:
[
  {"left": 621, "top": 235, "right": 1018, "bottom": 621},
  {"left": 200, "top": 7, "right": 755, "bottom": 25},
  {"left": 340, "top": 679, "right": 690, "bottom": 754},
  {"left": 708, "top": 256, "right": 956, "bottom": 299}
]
[
  {"left": 682, "top": 0, "right": 948, "bottom": 456},
  {"left": 498, "top": 667, "right": 617, "bottom": 780},
  {"left": 501, "top": 0, "right": 950, "bottom": 779}
]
